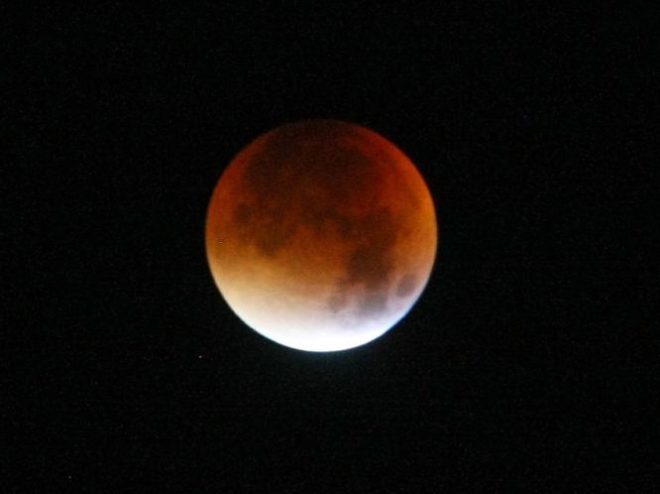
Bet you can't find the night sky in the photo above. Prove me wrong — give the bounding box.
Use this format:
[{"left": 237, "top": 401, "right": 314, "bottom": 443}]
[{"left": 6, "top": 3, "right": 657, "bottom": 491}]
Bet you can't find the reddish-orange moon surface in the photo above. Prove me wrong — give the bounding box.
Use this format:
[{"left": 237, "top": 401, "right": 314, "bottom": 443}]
[{"left": 205, "top": 120, "right": 437, "bottom": 351}]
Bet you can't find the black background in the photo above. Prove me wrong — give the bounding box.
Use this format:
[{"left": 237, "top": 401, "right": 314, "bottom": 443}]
[{"left": 4, "top": 2, "right": 658, "bottom": 491}]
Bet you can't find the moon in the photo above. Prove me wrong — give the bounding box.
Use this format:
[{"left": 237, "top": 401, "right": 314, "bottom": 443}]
[{"left": 205, "top": 120, "right": 437, "bottom": 352}]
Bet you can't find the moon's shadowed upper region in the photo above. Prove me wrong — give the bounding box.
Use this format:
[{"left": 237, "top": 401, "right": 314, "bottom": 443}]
[{"left": 206, "top": 119, "right": 437, "bottom": 351}]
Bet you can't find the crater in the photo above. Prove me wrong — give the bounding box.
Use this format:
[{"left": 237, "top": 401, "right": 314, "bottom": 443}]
[
  {"left": 358, "top": 292, "right": 388, "bottom": 319},
  {"left": 396, "top": 273, "right": 417, "bottom": 298}
]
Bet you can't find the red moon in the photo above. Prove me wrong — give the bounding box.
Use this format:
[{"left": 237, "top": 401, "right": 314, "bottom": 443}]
[{"left": 206, "top": 120, "right": 437, "bottom": 351}]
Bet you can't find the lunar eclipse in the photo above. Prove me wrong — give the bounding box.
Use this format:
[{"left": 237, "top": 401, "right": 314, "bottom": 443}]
[{"left": 206, "top": 120, "right": 437, "bottom": 351}]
